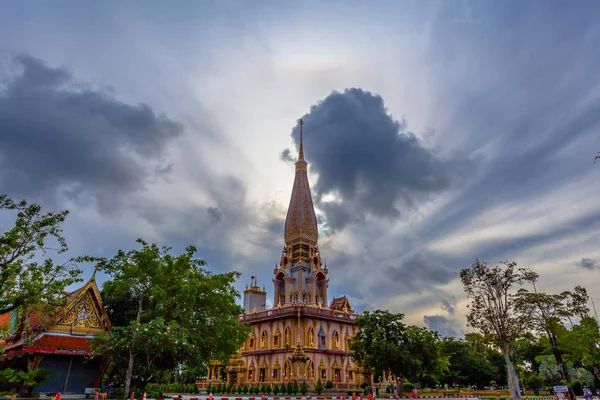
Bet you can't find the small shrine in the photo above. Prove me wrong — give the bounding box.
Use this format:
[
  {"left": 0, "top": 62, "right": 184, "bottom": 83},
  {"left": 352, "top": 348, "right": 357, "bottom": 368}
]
[{"left": 0, "top": 271, "right": 111, "bottom": 393}]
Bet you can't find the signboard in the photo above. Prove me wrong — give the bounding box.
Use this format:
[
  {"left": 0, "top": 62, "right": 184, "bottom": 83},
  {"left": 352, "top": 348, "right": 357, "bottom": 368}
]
[{"left": 554, "top": 386, "right": 569, "bottom": 400}]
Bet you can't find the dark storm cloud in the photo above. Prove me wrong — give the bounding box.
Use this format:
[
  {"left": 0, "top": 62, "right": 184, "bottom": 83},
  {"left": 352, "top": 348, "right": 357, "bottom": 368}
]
[
  {"left": 385, "top": 252, "right": 454, "bottom": 290},
  {"left": 285, "top": 88, "right": 472, "bottom": 230},
  {"left": 423, "top": 315, "right": 459, "bottom": 338},
  {"left": 576, "top": 258, "right": 597, "bottom": 270},
  {"left": 0, "top": 54, "right": 183, "bottom": 211},
  {"left": 441, "top": 296, "right": 457, "bottom": 315}
]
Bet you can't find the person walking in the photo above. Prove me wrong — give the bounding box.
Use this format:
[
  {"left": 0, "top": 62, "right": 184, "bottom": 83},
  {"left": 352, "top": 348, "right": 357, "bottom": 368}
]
[{"left": 583, "top": 386, "right": 592, "bottom": 400}]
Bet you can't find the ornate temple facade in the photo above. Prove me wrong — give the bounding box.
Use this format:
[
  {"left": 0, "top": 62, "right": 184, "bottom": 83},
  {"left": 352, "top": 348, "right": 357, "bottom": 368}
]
[
  {"left": 0, "top": 272, "right": 111, "bottom": 393},
  {"left": 216, "top": 120, "right": 369, "bottom": 389}
]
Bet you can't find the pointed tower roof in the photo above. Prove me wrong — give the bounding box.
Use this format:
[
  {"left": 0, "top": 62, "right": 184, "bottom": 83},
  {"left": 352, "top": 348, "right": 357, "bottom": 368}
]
[{"left": 284, "top": 118, "right": 318, "bottom": 245}]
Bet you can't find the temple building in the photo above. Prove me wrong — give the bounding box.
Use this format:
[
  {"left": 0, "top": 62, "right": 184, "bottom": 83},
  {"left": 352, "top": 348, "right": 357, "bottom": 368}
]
[
  {"left": 0, "top": 271, "right": 111, "bottom": 393},
  {"left": 215, "top": 120, "right": 369, "bottom": 389}
]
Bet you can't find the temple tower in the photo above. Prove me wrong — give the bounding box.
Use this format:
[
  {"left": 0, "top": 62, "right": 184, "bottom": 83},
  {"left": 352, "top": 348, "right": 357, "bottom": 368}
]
[
  {"left": 243, "top": 277, "right": 267, "bottom": 313},
  {"left": 228, "top": 119, "right": 366, "bottom": 389},
  {"left": 274, "top": 118, "right": 329, "bottom": 308}
]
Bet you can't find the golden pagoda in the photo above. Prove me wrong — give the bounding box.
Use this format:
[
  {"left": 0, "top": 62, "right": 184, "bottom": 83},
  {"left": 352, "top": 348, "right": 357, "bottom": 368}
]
[{"left": 224, "top": 119, "right": 368, "bottom": 389}]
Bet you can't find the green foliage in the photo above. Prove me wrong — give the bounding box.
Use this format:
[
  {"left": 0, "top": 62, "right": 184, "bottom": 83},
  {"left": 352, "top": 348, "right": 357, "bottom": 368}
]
[
  {"left": 286, "top": 381, "right": 293, "bottom": 394},
  {"left": 325, "top": 380, "right": 333, "bottom": 390},
  {"left": 88, "top": 239, "right": 249, "bottom": 385},
  {"left": 515, "top": 274, "right": 591, "bottom": 393},
  {"left": 315, "top": 379, "right": 324, "bottom": 395},
  {"left": 273, "top": 383, "right": 280, "bottom": 395},
  {"left": 0, "top": 194, "right": 82, "bottom": 348},
  {"left": 300, "top": 382, "right": 308, "bottom": 395},
  {"left": 403, "top": 382, "right": 415, "bottom": 391},
  {"left": 265, "top": 384, "right": 272, "bottom": 394},
  {"left": 0, "top": 368, "right": 49, "bottom": 395},
  {"left": 350, "top": 309, "right": 448, "bottom": 389},
  {"left": 440, "top": 337, "right": 498, "bottom": 388},
  {"left": 460, "top": 260, "right": 531, "bottom": 400},
  {"left": 292, "top": 380, "right": 299, "bottom": 394}
]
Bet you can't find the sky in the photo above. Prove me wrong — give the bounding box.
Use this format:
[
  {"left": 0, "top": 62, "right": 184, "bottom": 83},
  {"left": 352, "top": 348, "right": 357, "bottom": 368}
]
[{"left": 1, "top": 0, "right": 600, "bottom": 338}]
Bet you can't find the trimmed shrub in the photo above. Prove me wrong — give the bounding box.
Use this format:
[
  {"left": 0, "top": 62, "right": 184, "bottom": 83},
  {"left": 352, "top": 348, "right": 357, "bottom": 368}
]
[
  {"left": 301, "top": 382, "right": 308, "bottom": 395},
  {"left": 315, "top": 379, "right": 324, "bottom": 395}
]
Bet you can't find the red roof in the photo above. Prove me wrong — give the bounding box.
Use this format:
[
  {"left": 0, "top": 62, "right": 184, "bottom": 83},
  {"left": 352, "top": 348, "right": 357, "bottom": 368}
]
[{"left": 35, "top": 334, "right": 92, "bottom": 351}]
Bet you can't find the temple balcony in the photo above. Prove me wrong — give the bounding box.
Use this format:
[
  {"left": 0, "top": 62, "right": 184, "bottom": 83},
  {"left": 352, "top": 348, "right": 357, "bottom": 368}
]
[{"left": 239, "top": 303, "right": 356, "bottom": 324}]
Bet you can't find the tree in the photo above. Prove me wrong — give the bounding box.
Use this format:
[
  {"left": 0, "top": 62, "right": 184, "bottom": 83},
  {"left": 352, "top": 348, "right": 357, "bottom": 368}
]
[
  {"left": 292, "top": 380, "right": 299, "bottom": 394},
  {"left": 315, "top": 379, "right": 324, "bottom": 395},
  {"left": 515, "top": 276, "right": 589, "bottom": 400},
  {"left": 286, "top": 381, "right": 293, "bottom": 394},
  {"left": 440, "top": 337, "right": 497, "bottom": 388},
  {"left": 300, "top": 382, "right": 308, "bottom": 395},
  {"left": 89, "top": 239, "right": 249, "bottom": 398},
  {"left": 350, "top": 310, "right": 448, "bottom": 395},
  {"left": 558, "top": 317, "right": 600, "bottom": 382},
  {"left": 460, "top": 260, "right": 531, "bottom": 400},
  {"left": 0, "top": 194, "right": 82, "bottom": 345},
  {"left": 325, "top": 380, "right": 333, "bottom": 391}
]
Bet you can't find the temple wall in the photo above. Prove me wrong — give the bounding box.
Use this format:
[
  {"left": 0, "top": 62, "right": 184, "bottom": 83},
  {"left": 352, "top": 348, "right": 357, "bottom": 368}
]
[{"left": 239, "top": 315, "right": 362, "bottom": 386}]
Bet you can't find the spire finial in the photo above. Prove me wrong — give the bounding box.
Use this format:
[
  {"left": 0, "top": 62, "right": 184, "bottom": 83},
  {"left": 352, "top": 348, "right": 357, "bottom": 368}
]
[
  {"left": 298, "top": 118, "right": 304, "bottom": 161},
  {"left": 91, "top": 264, "right": 100, "bottom": 281}
]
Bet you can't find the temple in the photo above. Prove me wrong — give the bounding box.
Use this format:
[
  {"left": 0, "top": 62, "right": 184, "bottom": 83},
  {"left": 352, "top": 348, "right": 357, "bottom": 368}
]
[
  {"left": 0, "top": 271, "right": 111, "bottom": 393},
  {"left": 214, "top": 119, "right": 369, "bottom": 389}
]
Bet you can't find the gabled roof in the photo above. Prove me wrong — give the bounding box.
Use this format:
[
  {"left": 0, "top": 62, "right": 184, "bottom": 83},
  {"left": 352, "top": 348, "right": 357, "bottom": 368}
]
[
  {"left": 0, "top": 271, "right": 111, "bottom": 356},
  {"left": 330, "top": 295, "right": 354, "bottom": 313}
]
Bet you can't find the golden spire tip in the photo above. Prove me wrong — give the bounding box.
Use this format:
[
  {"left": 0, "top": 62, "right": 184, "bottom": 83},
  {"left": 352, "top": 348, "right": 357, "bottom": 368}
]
[{"left": 298, "top": 118, "right": 304, "bottom": 161}]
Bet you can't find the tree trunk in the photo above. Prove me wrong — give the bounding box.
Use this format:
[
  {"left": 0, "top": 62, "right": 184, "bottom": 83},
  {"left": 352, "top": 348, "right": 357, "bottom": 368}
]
[
  {"left": 397, "top": 376, "right": 403, "bottom": 398},
  {"left": 591, "top": 364, "right": 600, "bottom": 383},
  {"left": 554, "top": 351, "right": 576, "bottom": 400},
  {"left": 123, "top": 297, "right": 143, "bottom": 400},
  {"left": 502, "top": 343, "right": 521, "bottom": 400}
]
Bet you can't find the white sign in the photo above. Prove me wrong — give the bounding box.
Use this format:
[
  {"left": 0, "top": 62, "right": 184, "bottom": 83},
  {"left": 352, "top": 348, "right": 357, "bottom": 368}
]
[{"left": 554, "top": 386, "right": 569, "bottom": 393}]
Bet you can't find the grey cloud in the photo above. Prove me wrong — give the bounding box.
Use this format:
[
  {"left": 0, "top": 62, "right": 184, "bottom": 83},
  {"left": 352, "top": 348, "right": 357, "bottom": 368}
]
[
  {"left": 279, "top": 148, "right": 294, "bottom": 163},
  {"left": 207, "top": 206, "right": 224, "bottom": 223},
  {"left": 577, "top": 258, "right": 597, "bottom": 270},
  {"left": 288, "top": 88, "right": 473, "bottom": 230},
  {"left": 385, "top": 252, "right": 454, "bottom": 290},
  {"left": 441, "top": 296, "right": 457, "bottom": 315},
  {"left": 0, "top": 54, "right": 183, "bottom": 211},
  {"left": 424, "top": 315, "right": 459, "bottom": 338}
]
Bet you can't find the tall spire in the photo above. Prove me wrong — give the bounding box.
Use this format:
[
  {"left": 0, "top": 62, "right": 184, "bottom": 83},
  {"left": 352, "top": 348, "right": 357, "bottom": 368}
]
[
  {"left": 298, "top": 118, "right": 304, "bottom": 161},
  {"left": 284, "top": 118, "right": 318, "bottom": 246}
]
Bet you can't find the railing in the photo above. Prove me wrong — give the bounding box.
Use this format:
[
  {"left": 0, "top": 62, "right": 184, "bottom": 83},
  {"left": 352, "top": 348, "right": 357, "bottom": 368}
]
[{"left": 240, "top": 305, "right": 356, "bottom": 324}]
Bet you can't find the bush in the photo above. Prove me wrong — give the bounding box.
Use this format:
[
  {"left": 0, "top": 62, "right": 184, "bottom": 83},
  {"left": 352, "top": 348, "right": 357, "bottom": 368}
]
[
  {"left": 292, "top": 381, "right": 299, "bottom": 395},
  {"left": 403, "top": 382, "right": 415, "bottom": 391},
  {"left": 315, "top": 379, "right": 324, "bottom": 395},
  {"left": 273, "top": 384, "right": 280, "bottom": 395},
  {"left": 301, "top": 382, "right": 308, "bottom": 395},
  {"left": 110, "top": 388, "right": 125, "bottom": 399},
  {"left": 287, "top": 382, "right": 293, "bottom": 394},
  {"left": 325, "top": 380, "right": 334, "bottom": 390}
]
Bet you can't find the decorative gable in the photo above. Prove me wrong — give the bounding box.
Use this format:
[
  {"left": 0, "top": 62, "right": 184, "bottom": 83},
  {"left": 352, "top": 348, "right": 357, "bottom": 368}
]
[{"left": 50, "top": 276, "right": 111, "bottom": 335}]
